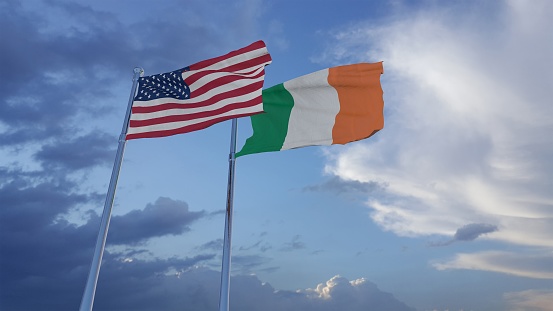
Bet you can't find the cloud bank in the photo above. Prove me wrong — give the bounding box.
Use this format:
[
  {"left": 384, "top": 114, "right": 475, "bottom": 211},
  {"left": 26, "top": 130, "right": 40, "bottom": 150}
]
[{"left": 320, "top": 0, "right": 553, "bottom": 279}]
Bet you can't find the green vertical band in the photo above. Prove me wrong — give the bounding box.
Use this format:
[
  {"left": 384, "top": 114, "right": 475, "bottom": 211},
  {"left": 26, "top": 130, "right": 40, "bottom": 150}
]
[{"left": 236, "top": 83, "right": 294, "bottom": 157}]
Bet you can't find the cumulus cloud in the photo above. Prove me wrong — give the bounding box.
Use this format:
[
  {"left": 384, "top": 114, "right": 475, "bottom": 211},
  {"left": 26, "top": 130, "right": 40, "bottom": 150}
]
[
  {"left": 299, "top": 275, "right": 415, "bottom": 311},
  {"left": 319, "top": 0, "right": 553, "bottom": 277}
]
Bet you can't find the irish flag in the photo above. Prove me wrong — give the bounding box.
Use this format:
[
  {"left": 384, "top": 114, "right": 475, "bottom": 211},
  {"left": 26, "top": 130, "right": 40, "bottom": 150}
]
[{"left": 236, "top": 62, "right": 384, "bottom": 157}]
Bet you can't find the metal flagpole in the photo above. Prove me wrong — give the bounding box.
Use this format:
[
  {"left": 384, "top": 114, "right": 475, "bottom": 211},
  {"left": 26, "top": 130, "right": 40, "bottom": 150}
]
[
  {"left": 218, "top": 118, "right": 238, "bottom": 311},
  {"left": 79, "top": 67, "right": 144, "bottom": 311}
]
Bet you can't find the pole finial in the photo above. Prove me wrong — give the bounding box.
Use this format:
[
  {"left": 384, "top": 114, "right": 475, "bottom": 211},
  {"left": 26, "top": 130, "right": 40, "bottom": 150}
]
[{"left": 133, "top": 67, "right": 144, "bottom": 77}]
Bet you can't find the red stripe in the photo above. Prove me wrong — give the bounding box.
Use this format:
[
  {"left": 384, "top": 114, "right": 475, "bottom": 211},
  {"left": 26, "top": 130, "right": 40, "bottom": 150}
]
[
  {"left": 126, "top": 110, "right": 264, "bottom": 140},
  {"left": 188, "top": 41, "right": 267, "bottom": 71},
  {"left": 130, "top": 96, "right": 261, "bottom": 127},
  {"left": 131, "top": 81, "right": 264, "bottom": 113},
  {"left": 185, "top": 64, "right": 264, "bottom": 87},
  {"left": 219, "top": 54, "right": 272, "bottom": 73}
]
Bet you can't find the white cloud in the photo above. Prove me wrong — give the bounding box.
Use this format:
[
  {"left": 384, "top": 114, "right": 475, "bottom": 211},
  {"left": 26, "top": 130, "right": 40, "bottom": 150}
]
[
  {"left": 320, "top": 0, "right": 553, "bottom": 277},
  {"left": 433, "top": 251, "right": 553, "bottom": 279},
  {"left": 298, "top": 275, "right": 414, "bottom": 311},
  {"left": 304, "top": 275, "right": 360, "bottom": 299},
  {"left": 504, "top": 289, "right": 553, "bottom": 311}
]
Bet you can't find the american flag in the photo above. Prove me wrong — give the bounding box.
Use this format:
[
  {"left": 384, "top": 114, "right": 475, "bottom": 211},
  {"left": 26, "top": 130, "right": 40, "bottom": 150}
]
[{"left": 126, "top": 41, "right": 272, "bottom": 140}]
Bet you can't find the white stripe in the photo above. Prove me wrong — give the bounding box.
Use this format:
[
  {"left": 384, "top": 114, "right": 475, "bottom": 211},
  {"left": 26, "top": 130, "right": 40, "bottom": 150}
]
[
  {"left": 281, "top": 68, "right": 339, "bottom": 150},
  {"left": 133, "top": 66, "right": 265, "bottom": 108},
  {"left": 126, "top": 103, "right": 263, "bottom": 135}
]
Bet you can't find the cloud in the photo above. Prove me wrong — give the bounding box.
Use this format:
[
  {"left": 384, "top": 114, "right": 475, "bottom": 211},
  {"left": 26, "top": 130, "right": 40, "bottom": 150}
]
[
  {"left": 317, "top": 0, "right": 553, "bottom": 277},
  {"left": 0, "top": 0, "right": 263, "bottom": 146},
  {"left": 302, "top": 175, "right": 385, "bottom": 195},
  {"left": 433, "top": 251, "right": 553, "bottom": 279},
  {"left": 4, "top": 238, "right": 415, "bottom": 311},
  {"left": 0, "top": 173, "right": 210, "bottom": 310},
  {"left": 34, "top": 133, "right": 116, "bottom": 170},
  {"left": 454, "top": 223, "right": 498, "bottom": 241},
  {"left": 430, "top": 223, "right": 498, "bottom": 246},
  {"left": 108, "top": 197, "right": 206, "bottom": 245},
  {"left": 299, "top": 275, "right": 415, "bottom": 311},
  {"left": 94, "top": 273, "right": 415, "bottom": 311},
  {"left": 0, "top": 167, "right": 99, "bottom": 230},
  {"left": 2, "top": 253, "right": 216, "bottom": 311},
  {"left": 280, "top": 235, "right": 307, "bottom": 252},
  {"left": 197, "top": 238, "right": 224, "bottom": 251},
  {"left": 0, "top": 0, "right": 125, "bottom": 145},
  {"left": 504, "top": 289, "right": 553, "bottom": 311}
]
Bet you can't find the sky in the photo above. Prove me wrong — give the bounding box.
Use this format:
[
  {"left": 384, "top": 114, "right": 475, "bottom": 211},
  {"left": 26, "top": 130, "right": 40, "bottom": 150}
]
[{"left": 1, "top": 0, "right": 552, "bottom": 310}]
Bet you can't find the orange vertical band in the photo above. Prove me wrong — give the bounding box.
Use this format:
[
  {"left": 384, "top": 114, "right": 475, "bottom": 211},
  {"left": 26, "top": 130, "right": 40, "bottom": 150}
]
[{"left": 328, "top": 62, "right": 384, "bottom": 144}]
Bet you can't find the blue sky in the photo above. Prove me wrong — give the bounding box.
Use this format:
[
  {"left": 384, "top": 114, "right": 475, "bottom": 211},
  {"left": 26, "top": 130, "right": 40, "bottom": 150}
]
[{"left": 1, "top": 0, "right": 552, "bottom": 310}]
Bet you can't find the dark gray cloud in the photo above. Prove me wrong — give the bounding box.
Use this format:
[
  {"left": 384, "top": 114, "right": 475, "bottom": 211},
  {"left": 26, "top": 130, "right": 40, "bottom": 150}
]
[
  {"left": 0, "top": 0, "right": 233, "bottom": 146},
  {"left": 108, "top": 197, "right": 206, "bottom": 245},
  {"left": 429, "top": 223, "right": 499, "bottom": 246},
  {"left": 34, "top": 133, "right": 116, "bottom": 170},
  {"left": 0, "top": 167, "right": 99, "bottom": 230},
  {"left": 1, "top": 252, "right": 215, "bottom": 311},
  {"left": 0, "top": 189, "right": 211, "bottom": 310},
  {"left": 0, "top": 154, "right": 208, "bottom": 309},
  {"left": 0, "top": 0, "right": 117, "bottom": 145},
  {"left": 303, "top": 176, "right": 385, "bottom": 195},
  {"left": 197, "top": 238, "right": 224, "bottom": 251},
  {"left": 454, "top": 223, "right": 498, "bottom": 241}
]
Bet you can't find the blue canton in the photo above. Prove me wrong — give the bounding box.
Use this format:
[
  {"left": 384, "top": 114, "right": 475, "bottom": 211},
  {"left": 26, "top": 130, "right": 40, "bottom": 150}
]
[{"left": 135, "top": 68, "right": 191, "bottom": 101}]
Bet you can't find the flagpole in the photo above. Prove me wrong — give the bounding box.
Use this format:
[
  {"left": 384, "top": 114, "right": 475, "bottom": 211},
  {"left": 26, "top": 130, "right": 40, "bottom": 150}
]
[
  {"left": 79, "top": 67, "right": 143, "bottom": 311},
  {"left": 218, "top": 118, "right": 238, "bottom": 311}
]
